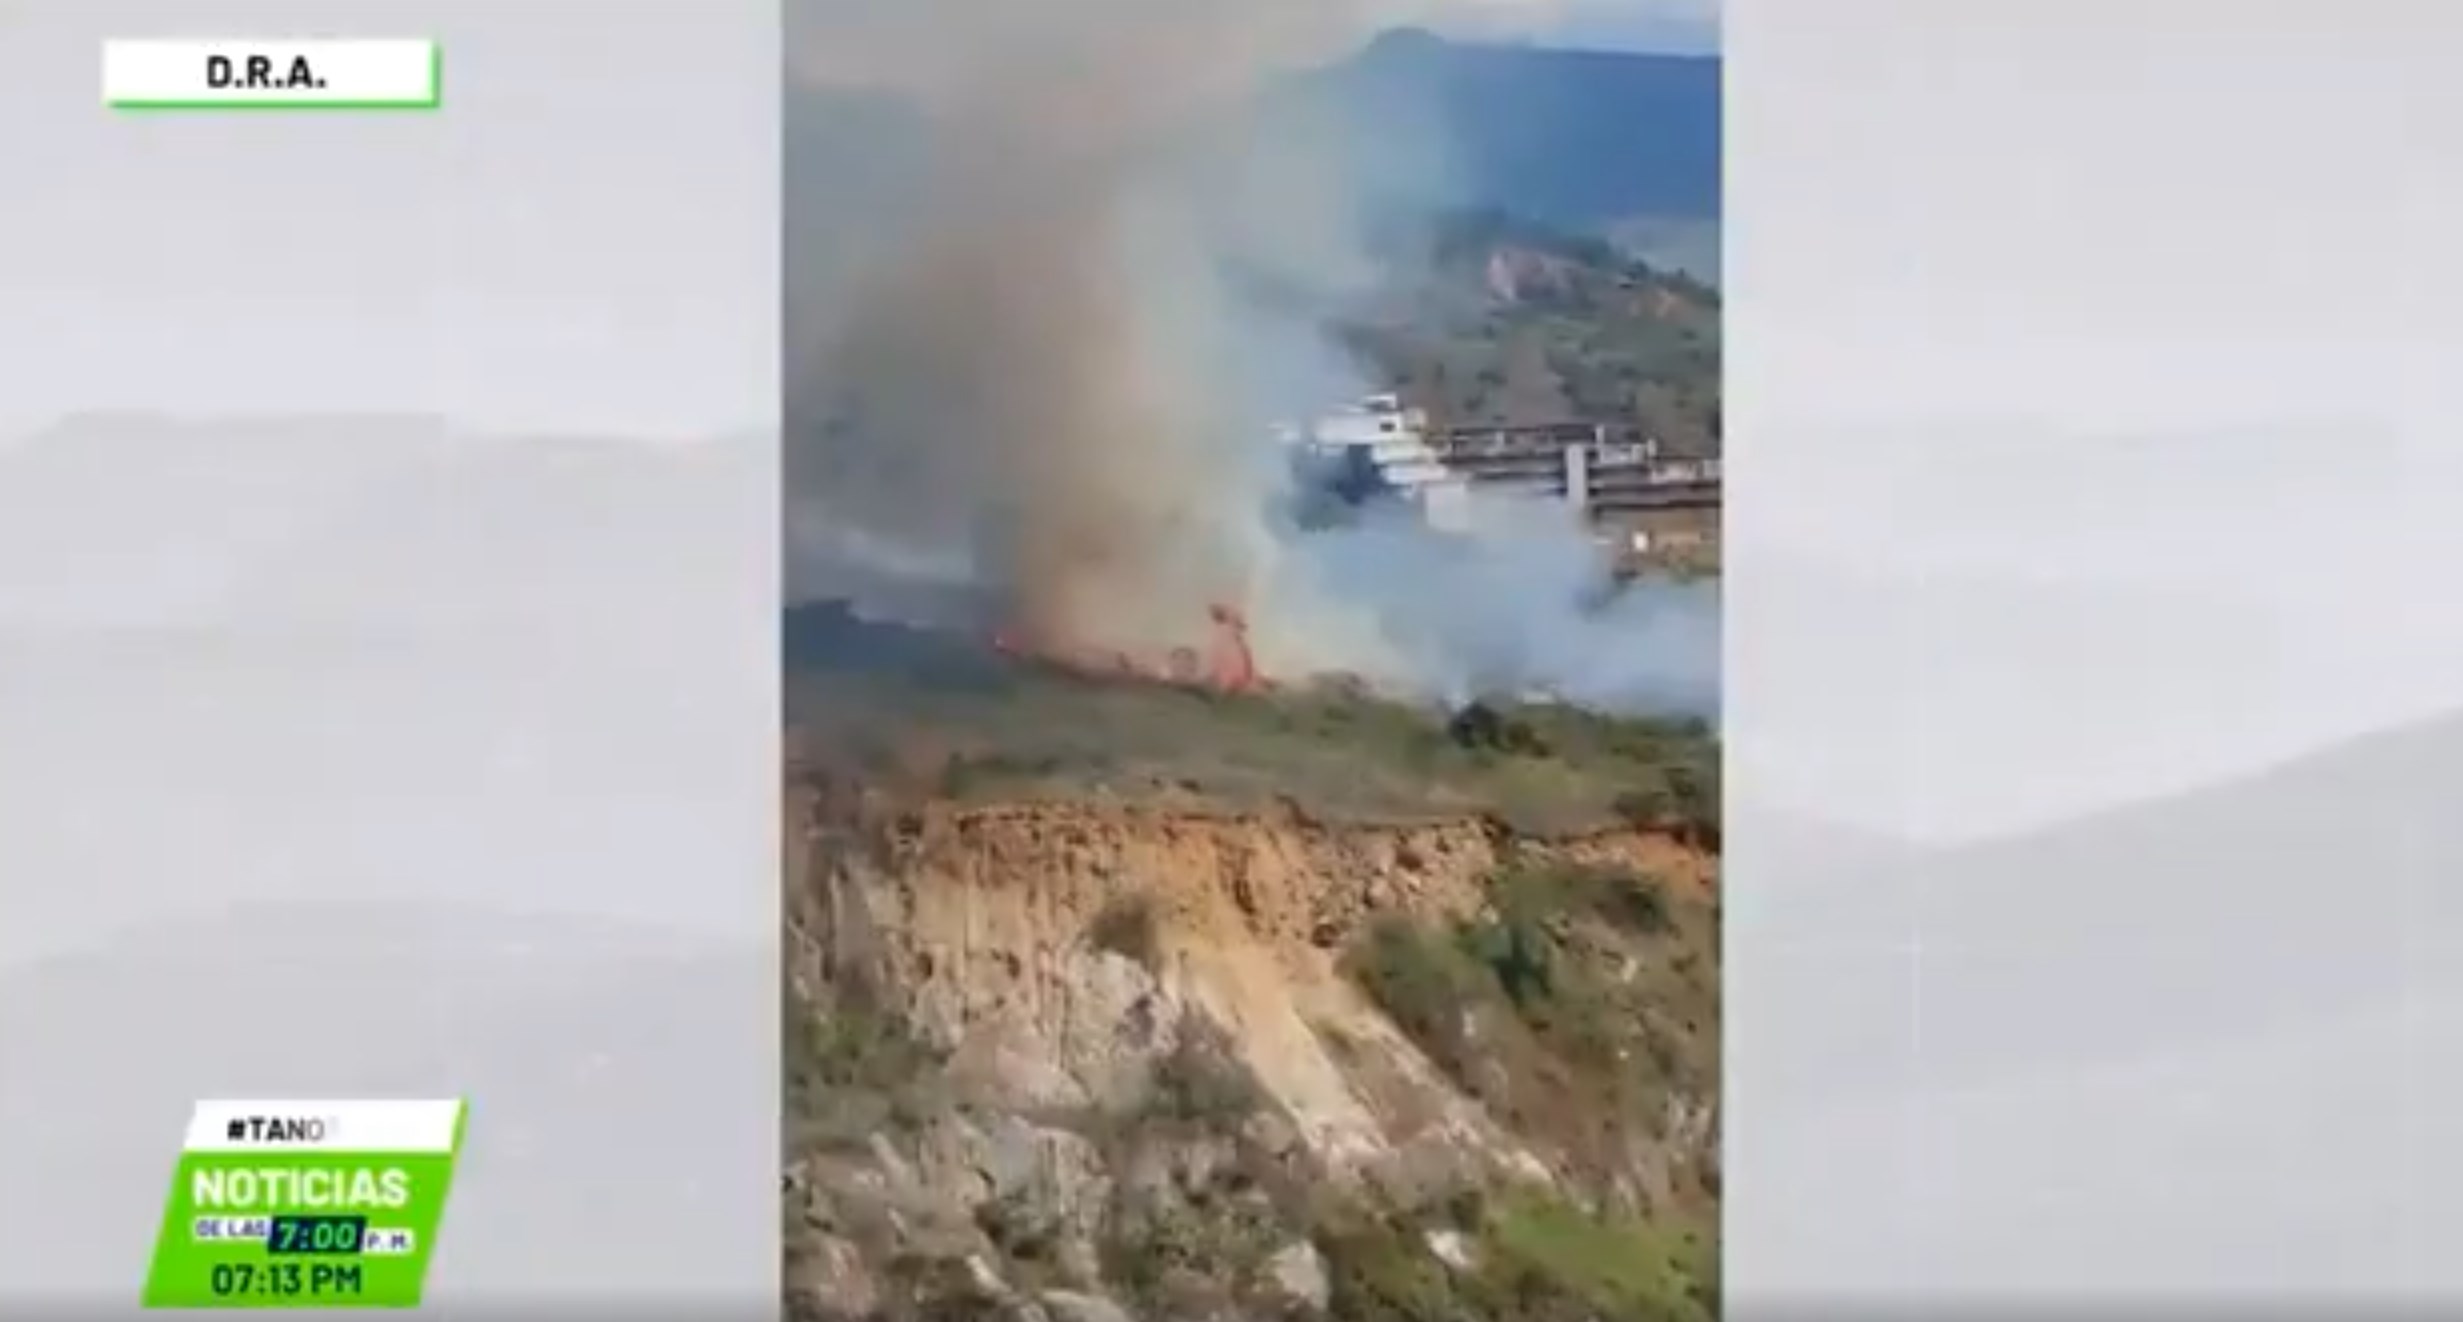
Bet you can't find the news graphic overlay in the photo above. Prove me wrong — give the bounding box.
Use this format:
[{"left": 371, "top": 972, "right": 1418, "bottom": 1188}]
[
  {"left": 103, "top": 39, "right": 442, "bottom": 111},
  {"left": 142, "top": 1100, "right": 466, "bottom": 1308}
]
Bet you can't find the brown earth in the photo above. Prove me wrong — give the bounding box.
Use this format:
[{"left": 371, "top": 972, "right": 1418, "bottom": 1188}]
[{"left": 784, "top": 745, "right": 1720, "bottom": 1322}]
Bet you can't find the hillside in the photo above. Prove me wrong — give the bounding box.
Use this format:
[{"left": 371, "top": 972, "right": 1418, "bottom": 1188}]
[
  {"left": 1739, "top": 712, "right": 2463, "bottom": 1307},
  {"left": 783, "top": 33, "right": 1722, "bottom": 448},
  {"left": 783, "top": 613, "right": 1722, "bottom": 1322},
  {"left": 1743, "top": 705, "right": 2463, "bottom": 1112},
  {"left": 779, "top": 35, "right": 1725, "bottom": 1311},
  {"left": 1832, "top": 709, "right": 2463, "bottom": 1093},
  {"left": 1337, "top": 209, "right": 1721, "bottom": 449}
]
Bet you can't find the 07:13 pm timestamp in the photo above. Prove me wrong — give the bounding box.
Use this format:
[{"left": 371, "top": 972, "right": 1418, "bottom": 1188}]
[{"left": 209, "top": 1260, "right": 363, "bottom": 1298}]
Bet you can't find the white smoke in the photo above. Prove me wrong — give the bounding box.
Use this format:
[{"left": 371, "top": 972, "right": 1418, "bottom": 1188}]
[{"left": 783, "top": 0, "right": 1720, "bottom": 718}]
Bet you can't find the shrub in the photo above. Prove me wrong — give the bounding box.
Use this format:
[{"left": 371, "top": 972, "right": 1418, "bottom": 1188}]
[
  {"left": 1147, "top": 1026, "right": 1268, "bottom": 1131},
  {"left": 1318, "top": 1210, "right": 1464, "bottom": 1322},
  {"left": 1314, "top": 1192, "right": 1716, "bottom": 1322},
  {"left": 1613, "top": 764, "right": 1720, "bottom": 849},
  {"left": 784, "top": 986, "right": 946, "bottom": 1145},
  {"left": 1471, "top": 1194, "right": 1715, "bottom": 1322},
  {"left": 1494, "top": 862, "right": 1673, "bottom": 938},
  {"left": 1341, "top": 916, "right": 1492, "bottom": 1079},
  {"left": 1447, "top": 701, "right": 1550, "bottom": 756}
]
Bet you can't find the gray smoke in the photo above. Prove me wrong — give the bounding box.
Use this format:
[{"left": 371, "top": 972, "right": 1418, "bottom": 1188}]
[
  {"left": 783, "top": 0, "right": 1719, "bottom": 718},
  {"left": 1273, "top": 496, "right": 1722, "bottom": 715}
]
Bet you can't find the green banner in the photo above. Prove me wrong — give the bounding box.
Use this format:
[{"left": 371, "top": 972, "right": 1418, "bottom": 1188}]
[{"left": 142, "top": 1100, "right": 466, "bottom": 1309}]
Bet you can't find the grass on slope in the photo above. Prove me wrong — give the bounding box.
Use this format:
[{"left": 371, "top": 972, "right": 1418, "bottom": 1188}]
[
  {"left": 787, "top": 656, "right": 1716, "bottom": 839},
  {"left": 1343, "top": 859, "right": 1719, "bottom": 1193}
]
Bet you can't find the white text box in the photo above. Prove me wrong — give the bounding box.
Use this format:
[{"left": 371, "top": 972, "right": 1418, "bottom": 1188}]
[{"left": 104, "top": 39, "right": 439, "bottom": 109}]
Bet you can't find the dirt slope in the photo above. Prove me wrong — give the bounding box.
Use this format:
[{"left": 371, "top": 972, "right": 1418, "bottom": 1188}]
[{"left": 785, "top": 746, "right": 1719, "bottom": 1322}]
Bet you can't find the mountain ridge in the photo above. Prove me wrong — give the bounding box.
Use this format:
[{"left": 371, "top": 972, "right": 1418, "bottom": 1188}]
[
  {"left": 1304, "top": 28, "right": 1719, "bottom": 227},
  {"left": 784, "top": 30, "right": 1721, "bottom": 236}
]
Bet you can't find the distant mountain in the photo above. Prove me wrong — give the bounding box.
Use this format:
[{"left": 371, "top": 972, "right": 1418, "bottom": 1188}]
[
  {"left": 1745, "top": 714, "right": 2463, "bottom": 1306},
  {"left": 782, "top": 30, "right": 1720, "bottom": 239},
  {"left": 1295, "top": 29, "right": 1720, "bottom": 229},
  {"left": 1751, "top": 707, "right": 2463, "bottom": 1102},
  {"left": 1605, "top": 214, "right": 1720, "bottom": 285},
  {"left": 781, "top": 33, "right": 1723, "bottom": 434}
]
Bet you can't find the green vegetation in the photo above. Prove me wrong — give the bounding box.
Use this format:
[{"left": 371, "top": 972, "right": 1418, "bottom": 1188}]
[
  {"left": 1145, "top": 1022, "right": 1275, "bottom": 1132},
  {"left": 791, "top": 661, "right": 1721, "bottom": 840},
  {"left": 1343, "top": 859, "right": 1717, "bottom": 1185},
  {"left": 1315, "top": 1208, "right": 1463, "bottom": 1322},
  {"left": 1101, "top": 1189, "right": 1286, "bottom": 1317},
  {"left": 783, "top": 594, "right": 1724, "bottom": 1320},
  {"left": 1474, "top": 1192, "right": 1717, "bottom": 1322},
  {"left": 1612, "top": 755, "right": 1721, "bottom": 851},
  {"left": 1323, "top": 849, "right": 1720, "bottom": 1322},
  {"left": 1341, "top": 208, "right": 1721, "bottom": 454},
  {"left": 1316, "top": 1189, "right": 1715, "bottom": 1322},
  {"left": 1087, "top": 1023, "right": 1304, "bottom": 1319},
  {"left": 784, "top": 981, "right": 948, "bottom": 1150}
]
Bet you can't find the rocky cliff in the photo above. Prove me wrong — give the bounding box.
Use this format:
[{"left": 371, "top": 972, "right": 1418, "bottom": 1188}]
[{"left": 783, "top": 711, "right": 1720, "bottom": 1322}]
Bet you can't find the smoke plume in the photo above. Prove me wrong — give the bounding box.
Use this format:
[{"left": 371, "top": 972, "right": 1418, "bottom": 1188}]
[{"left": 784, "top": 0, "right": 1720, "bottom": 717}]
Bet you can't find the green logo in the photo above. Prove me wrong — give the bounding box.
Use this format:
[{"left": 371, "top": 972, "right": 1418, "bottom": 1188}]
[{"left": 141, "top": 1100, "right": 466, "bottom": 1309}]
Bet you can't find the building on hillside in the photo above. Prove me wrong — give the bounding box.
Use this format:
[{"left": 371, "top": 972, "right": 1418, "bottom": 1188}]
[
  {"left": 1277, "top": 395, "right": 1721, "bottom": 543},
  {"left": 1279, "top": 394, "right": 1471, "bottom": 528}
]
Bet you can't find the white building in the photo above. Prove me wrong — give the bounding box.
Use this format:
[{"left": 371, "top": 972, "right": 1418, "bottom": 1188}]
[{"left": 1294, "top": 395, "right": 1460, "bottom": 497}]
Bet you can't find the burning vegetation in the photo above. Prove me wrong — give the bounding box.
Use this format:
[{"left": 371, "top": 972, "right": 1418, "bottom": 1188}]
[
  {"left": 779, "top": 2, "right": 1722, "bottom": 1314},
  {"left": 782, "top": 600, "right": 1722, "bottom": 1322},
  {"left": 783, "top": 0, "right": 1717, "bottom": 721},
  {"left": 993, "top": 601, "right": 1262, "bottom": 694}
]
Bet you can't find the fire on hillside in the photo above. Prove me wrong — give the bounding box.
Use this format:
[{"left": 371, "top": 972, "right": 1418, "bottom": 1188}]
[{"left": 992, "top": 602, "right": 1263, "bottom": 694}]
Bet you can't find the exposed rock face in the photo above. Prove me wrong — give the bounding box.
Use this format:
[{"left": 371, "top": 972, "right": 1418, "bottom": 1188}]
[
  {"left": 784, "top": 784, "right": 1721, "bottom": 1322},
  {"left": 1263, "top": 1240, "right": 1330, "bottom": 1311}
]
